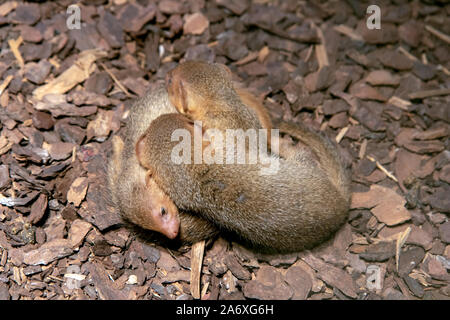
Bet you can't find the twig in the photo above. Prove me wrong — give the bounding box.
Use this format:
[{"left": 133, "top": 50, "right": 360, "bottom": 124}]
[
  {"left": 425, "top": 25, "right": 450, "bottom": 45},
  {"left": 201, "top": 282, "right": 209, "bottom": 300},
  {"left": 333, "top": 24, "right": 363, "bottom": 41},
  {"left": 359, "top": 139, "right": 367, "bottom": 159},
  {"left": 190, "top": 240, "right": 205, "bottom": 299},
  {"left": 248, "top": 22, "right": 319, "bottom": 44},
  {"left": 335, "top": 126, "right": 348, "bottom": 143},
  {"left": 409, "top": 88, "right": 450, "bottom": 100},
  {"left": 387, "top": 96, "right": 411, "bottom": 111},
  {"left": 421, "top": 53, "right": 428, "bottom": 65},
  {"left": 233, "top": 51, "right": 258, "bottom": 66},
  {"left": 8, "top": 36, "right": 24, "bottom": 69},
  {"left": 314, "top": 24, "right": 329, "bottom": 69},
  {"left": 100, "top": 62, "right": 132, "bottom": 97},
  {"left": 304, "top": 45, "right": 314, "bottom": 62},
  {"left": 0, "top": 74, "right": 13, "bottom": 96},
  {"left": 397, "top": 46, "right": 418, "bottom": 62},
  {"left": 207, "top": 41, "right": 218, "bottom": 48},
  {"left": 436, "top": 64, "right": 450, "bottom": 76},
  {"left": 396, "top": 226, "right": 411, "bottom": 273},
  {"left": 366, "top": 155, "right": 398, "bottom": 182}
]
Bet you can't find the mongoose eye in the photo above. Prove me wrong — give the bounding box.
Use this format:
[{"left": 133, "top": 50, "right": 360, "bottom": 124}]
[{"left": 160, "top": 207, "right": 167, "bottom": 216}]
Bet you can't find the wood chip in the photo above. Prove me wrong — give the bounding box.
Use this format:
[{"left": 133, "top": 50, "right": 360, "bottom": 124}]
[
  {"left": 425, "top": 25, "right": 450, "bottom": 45},
  {"left": 8, "top": 36, "right": 24, "bottom": 68},
  {"left": 33, "top": 49, "right": 107, "bottom": 100},
  {"left": 0, "top": 75, "right": 13, "bottom": 96},
  {"left": 258, "top": 46, "right": 270, "bottom": 63},
  {"left": 408, "top": 88, "right": 450, "bottom": 100},
  {"left": 314, "top": 25, "right": 329, "bottom": 69},
  {"left": 190, "top": 240, "right": 205, "bottom": 299},
  {"left": 335, "top": 126, "right": 348, "bottom": 143},
  {"left": 388, "top": 96, "right": 411, "bottom": 110},
  {"left": 302, "top": 254, "right": 357, "bottom": 298},
  {"left": 100, "top": 62, "right": 131, "bottom": 97},
  {"left": 0, "top": 1, "right": 18, "bottom": 17},
  {"left": 183, "top": 12, "right": 209, "bottom": 35},
  {"left": 396, "top": 226, "right": 411, "bottom": 272},
  {"left": 366, "top": 155, "right": 398, "bottom": 182},
  {"left": 397, "top": 46, "right": 419, "bottom": 62},
  {"left": 359, "top": 139, "right": 368, "bottom": 159},
  {"left": 333, "top": 24, "right": 363, "bottom": 41},
  {"left": 67, "top": 177, "right": 89, "bottom": 207},
  {"left": 351, "top": 184, "right": 411, "bottom": 226}
]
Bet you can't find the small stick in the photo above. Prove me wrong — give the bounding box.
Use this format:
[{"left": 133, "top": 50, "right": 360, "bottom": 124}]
[
  {"left": 425, "top": 25, "right": 450, "bottom": 45},
  {"left": 8, "top": 36, "right": 24, "bottom": 68},
  {"left": 190, "top": 240, "right": 205, "bottom": 299},
  {"left": 359, "top": 139, "right": 367, "bottom": 159},
  {"left": 304, "top": 45, "right": 314, "bottom": 62},
  {"left": 421, "top": 53, "right": 428, "bottom": 65},
  {"left": 258, "top": 46, "right": 270, "bottom": 63},
  {"left": 397, "top": 46, "right": 418, "bottom": 62},
  {"left": 388, "top": 96, "right": 411, "bottom": 110},
  {"left": 394, "top": 276, "right": 413, "bottom": 300},
  {"left": 335, "top": 126, "right": 348, "bottom": 143},
  {"left": 396, "top": 226, "right": 411, "bottom": 273},
  {"left": 0, "top": 74, "right": 13, "bottom": 96},
  {"left": 409, "top": 88, "right": 450, "bottom": 100},
  {"left": 366, "top": 155, "right": 398, "bottom": 182},
  {"left": 71, "top": 146, "right": 77, "bottom": 163},
  {"left": 436, "top": 64, "right": 450, "bottom": 76},
  {"left": 100, "top": 62, "right": 132, "bottom": 97},
  {"left": 248, "top": 22, "right": 319, "bottom": 44},
  {"left": 201, "top": 282, "right": 209, "bottom": 300},
  {"left": 233, "top": 51, "right": 259, "bottom": 66},
  {"left": 333, "top": 24, "right": 363, "bottom": 41},
  {"left": 207, "top": 41, "right": 218, "bottom": 48},
  {"left": 314, "top": 25, "right": 329, "bottom": 69}
]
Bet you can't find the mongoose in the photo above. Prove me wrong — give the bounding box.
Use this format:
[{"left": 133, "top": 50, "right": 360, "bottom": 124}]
[
  {"left": 165, "top": 60, "right": 271, "bottom": 133},
  {"left": 136, "top": 112, "right": 350, "bottom": 253},
  {"left": 135, "top": 60, "right": 350, "bottom": 252},
  {"left": 108, "top": 76, "right": 273, "bottom": 242},
  {"left": 107, "top": 86, "right": 219, "bottom": 243},
  {"left": 109, "top": 135, "right": 180, "bottom": 239}
]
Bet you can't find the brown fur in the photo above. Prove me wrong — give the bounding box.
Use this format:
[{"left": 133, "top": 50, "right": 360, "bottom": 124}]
[
  {"left": 107, "top": 86, "right": 219, "bottom": 243},
  {"left": 166, "top": 60, "right": 268, "bottom": 133},
  {"left": 137, "top": 112, "right": 350, "bottom": 253}
]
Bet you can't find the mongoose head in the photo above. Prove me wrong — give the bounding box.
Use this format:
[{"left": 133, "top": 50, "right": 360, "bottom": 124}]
[
  {"left": 165, "top": 60, "right": 234, "bottom": 116},
  {"left": 140, "top": 171, "right": 180, "bottom": 239},
  {"left": 134, "top": 133, "right": 181, "bottom": 239}
]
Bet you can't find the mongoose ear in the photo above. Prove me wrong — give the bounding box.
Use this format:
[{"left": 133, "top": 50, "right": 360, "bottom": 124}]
[
  {"left": 135, "top": 134, "right": 147, "bottom": 168},
  {"left": 144, "top": 170, "right": 153, "bottom": 187},
  {"left": 178, "top": 79, "right": 189, "bottom": 113}
]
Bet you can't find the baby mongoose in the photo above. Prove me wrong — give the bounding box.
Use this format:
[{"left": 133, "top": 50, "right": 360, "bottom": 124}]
[
  {"left": 109, "top": 135, "right": 179, "bottom": 239},
  {"left": 108, "top": 77, "right": 273, "bottom": 242},
  {"left": 135, "top": 60, "right": 350, "bottom": 252},
  {"left": 166, "top": 60, "right": 271, "bottom": 133},
  {"left": 107, "top": 86, "right": 219, "bottom": 243},
  {"left": 136, "top": 112, "right": 350, "bottom": 253}
]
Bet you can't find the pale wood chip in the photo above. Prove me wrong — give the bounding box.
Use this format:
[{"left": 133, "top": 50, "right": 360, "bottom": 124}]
[{"left": 190, "top": 240, "right": 205, "bottom": 299}]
